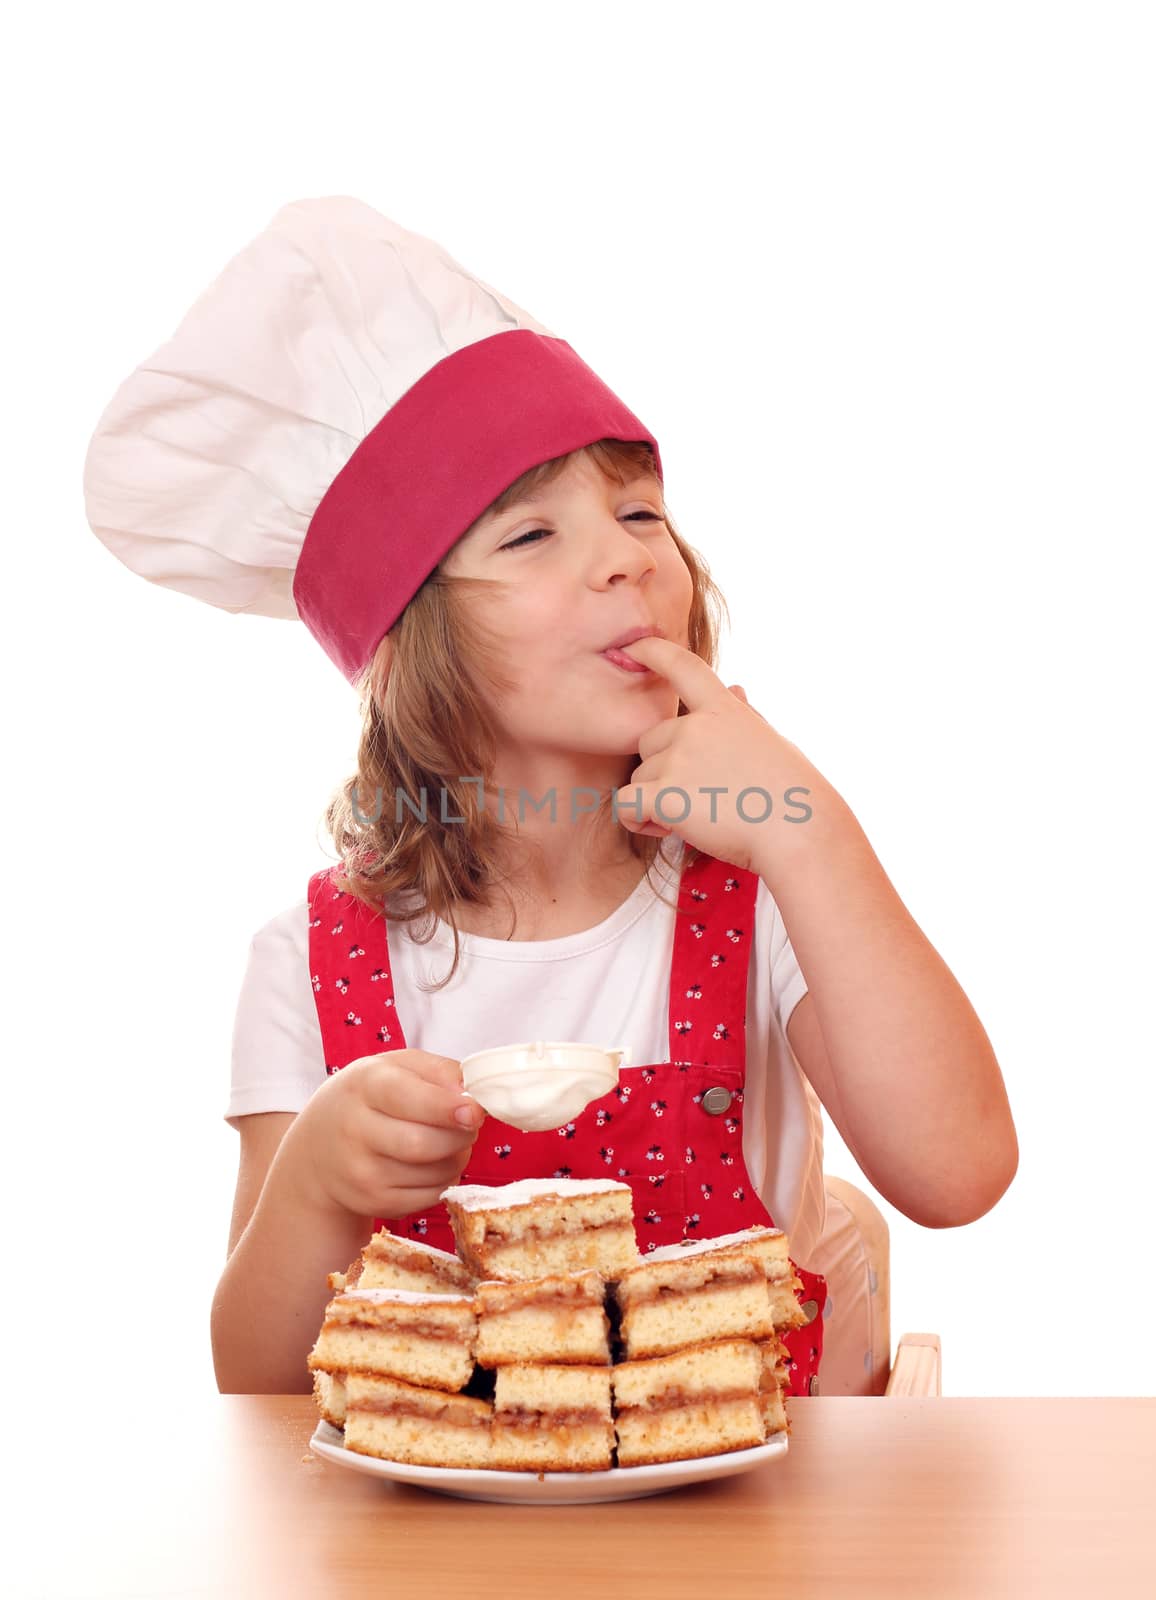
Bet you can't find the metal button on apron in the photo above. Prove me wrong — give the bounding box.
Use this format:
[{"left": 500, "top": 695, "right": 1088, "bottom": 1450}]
[
  {"left": 701, "top": 1086, "right": 733, "bottom": 1115},
  {"left": 808, "top": 1375, "right": 821, "bottom": 1396},
  {"left": 800, "top": 1298, "right": 819, "bottom": 1324}
]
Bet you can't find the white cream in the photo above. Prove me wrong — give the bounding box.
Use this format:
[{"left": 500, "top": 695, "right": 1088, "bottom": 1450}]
[{"left": 459, "top": 1041, "right": 628, "bottom": 1133}]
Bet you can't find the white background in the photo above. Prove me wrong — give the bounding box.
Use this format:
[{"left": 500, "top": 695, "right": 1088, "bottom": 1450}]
[{"left": 4, "top": 2, "right": 1153, "bottom": 1406}]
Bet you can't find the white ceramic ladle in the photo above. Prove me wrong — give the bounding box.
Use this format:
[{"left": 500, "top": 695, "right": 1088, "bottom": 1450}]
[{"left": 459, "top": 1040, "right": 631, "bottom": 1133}]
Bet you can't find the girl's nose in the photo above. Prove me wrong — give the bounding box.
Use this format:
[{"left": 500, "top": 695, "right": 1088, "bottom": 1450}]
[{"left": 588, "top": 519, "right": 658, "bottom": 585}]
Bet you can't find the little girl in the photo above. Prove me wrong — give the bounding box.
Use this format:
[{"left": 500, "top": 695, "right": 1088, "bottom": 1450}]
[{"left": 82, "top": 196, "right": 1019, "bottom": 1402}]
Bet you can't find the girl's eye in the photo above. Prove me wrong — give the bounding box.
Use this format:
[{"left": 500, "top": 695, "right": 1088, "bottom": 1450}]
[
  {"left": 498, "top": 511, "right": 663, "bottom": 553},
  {"left": 498, "top": 528, "right": 549, "bottom": 552}
]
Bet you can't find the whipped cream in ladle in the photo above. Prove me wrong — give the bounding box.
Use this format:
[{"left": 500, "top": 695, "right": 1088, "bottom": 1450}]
[{"left": 459, "top": 1040, "right": 630, "bottom": 1133}]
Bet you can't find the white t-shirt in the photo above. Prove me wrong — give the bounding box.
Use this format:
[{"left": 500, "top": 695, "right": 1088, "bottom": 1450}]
[{"left": 226, "top": 843, "right": 828, "bottom": 1263}]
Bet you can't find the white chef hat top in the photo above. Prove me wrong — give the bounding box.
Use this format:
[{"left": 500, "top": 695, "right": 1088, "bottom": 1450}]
[{"left": 81, "top": 194, "right": 664, "bottom": 683}]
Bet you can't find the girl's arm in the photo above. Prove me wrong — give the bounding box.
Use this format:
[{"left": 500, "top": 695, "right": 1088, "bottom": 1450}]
[
  {"left": 211, "top": 1114, "right": 372, "bottom": 1394},
  {"left": 609, "top": 637, "right": 1017, "bottom": 1224},
  {"left": 211, "top": 1051, "right": 484, "bottom": 1394},
  {"left": 765, "top": 788, "right": 1019, "bottom": 1229}
]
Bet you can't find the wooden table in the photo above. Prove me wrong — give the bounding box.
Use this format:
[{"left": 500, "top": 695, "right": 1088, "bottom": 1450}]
[{"left": 20, "top": 1397, "right": 1156, "bottom": 1598}]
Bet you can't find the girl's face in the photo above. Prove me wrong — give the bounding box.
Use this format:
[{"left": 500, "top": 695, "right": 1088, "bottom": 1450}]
[{"left": 443, "top": 454, "right": 694, "bottom": 764}]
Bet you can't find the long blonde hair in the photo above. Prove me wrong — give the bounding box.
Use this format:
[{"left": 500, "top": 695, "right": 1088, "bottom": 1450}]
[{"left": 322, "top": 437, "right": 731, "bottom": 990}]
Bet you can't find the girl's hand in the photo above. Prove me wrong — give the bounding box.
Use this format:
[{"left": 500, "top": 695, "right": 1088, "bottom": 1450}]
[
  {"left": 269, "top": 1049, "right": 486, "bottom": 1220},
  {"left": 613, "top": 634, "right": 836, "bottom": 879}
]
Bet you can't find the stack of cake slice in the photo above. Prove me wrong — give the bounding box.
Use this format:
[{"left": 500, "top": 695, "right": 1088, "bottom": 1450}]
[
  {"left": 311, "top": 1226, "right": 478, "bottom": 1433},
  {"left": 308, "top": 1286, "right": 493, "bottom": 1466},
  {"left": 474, "top": 1268, "right": 615, "bottom": 1470},
  {"left": 608, "top": 1225, "right": 804, "bottom": 1464},
  {"left": 309, "top": 1180, "right": 806, "bottom": 1472},
  {"left": 443, "top": 1178, "right": 635, "bottom": 1470}
]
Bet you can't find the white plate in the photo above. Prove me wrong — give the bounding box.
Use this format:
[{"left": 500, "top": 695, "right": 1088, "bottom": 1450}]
[{"left": 309, "top": 1419, "right": 788, "bottom": 1505}]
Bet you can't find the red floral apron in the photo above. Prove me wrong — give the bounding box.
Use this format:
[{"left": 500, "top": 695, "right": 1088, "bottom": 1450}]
[{"left": 307, "top": 849, "right": 827, "bottom": 1397}]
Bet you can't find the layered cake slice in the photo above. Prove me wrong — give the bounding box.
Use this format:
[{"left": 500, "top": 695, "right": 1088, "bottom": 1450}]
[
  {"left": 611, "top": 1339, "right": 766, "bottom": 1466},
  {"left": 643, "top": 1225, "right": 806, "bottom": 1331},
  {"left": 443, "top": 1178, "right": 640, "bottom": 1281},
  {"left": 612, "top": 1251, "right": 776, "bottom": 1359},
  {"left": 491, "top": 1363, "right": 614, "bottom": 1471},
  {"left": 327, "top": 1226, "right": 477, "bottom": 1295},
  {"left": 307, "top": 1288, "right": 476, "bottom": 1391},
  {"left": 344, "top": 1371, "right": 494, "bottom": 1468},
  {"left": 474, "top": 1269, "right": 610, "bottom": 1368}
]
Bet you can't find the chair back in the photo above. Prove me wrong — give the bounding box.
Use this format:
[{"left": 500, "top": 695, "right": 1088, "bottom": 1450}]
[{"left": 807, "top": 1174, "right": 892, "bottom": 1396}]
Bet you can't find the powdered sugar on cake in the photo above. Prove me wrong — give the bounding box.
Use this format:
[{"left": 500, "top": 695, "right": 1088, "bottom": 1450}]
[
  {"left": 373, "top": 1233, "right": 464, "bottom": 1262},
  {"left": 337, "top": 1287, "right": 474, "bottom": 1306},
  {"left": 441, "top": 1177, "right": 630, "bottom": 1212},
  {"left": 644, "top": 1226, "right": 785, "bottom": 1263}
]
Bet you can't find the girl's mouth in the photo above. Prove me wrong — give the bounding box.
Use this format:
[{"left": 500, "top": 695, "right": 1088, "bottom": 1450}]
[{"left": 600, "top": 647, "right": 654, "bottom": 674}]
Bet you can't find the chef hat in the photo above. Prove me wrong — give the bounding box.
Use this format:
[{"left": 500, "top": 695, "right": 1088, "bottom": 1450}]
[{"left": 82, "top": 194, "right": 664, "bottom": 684}]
